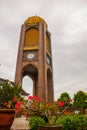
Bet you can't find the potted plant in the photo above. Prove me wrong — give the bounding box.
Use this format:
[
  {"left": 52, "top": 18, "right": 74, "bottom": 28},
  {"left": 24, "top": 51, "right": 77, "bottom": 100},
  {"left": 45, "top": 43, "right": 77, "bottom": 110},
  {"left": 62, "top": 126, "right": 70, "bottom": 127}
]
[
  {"left": 0, "top": 80, "right": 24, "bottom": 130},
  {"left": 24, "top": 95, "right": 67, "bottom": 130}
]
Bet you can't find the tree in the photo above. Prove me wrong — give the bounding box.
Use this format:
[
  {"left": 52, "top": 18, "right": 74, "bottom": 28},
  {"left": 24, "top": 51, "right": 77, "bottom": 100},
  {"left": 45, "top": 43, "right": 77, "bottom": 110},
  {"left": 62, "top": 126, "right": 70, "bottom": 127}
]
[
  {"left": 73, "top": 91, "right": 87, "bottom": 109},
  {"left": 58, "top": 92, "right": 72, "bottom": 107}
]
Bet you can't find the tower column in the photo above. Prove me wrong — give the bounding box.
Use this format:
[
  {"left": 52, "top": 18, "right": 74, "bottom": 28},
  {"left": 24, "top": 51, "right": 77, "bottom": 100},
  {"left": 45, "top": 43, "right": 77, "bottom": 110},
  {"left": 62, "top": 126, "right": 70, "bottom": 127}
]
[
  {"left": 38, "top": 23, "right": 47, "bottom": 101},
  {"left": 15, "top": 24, "right": 26, "bottom": 85}
]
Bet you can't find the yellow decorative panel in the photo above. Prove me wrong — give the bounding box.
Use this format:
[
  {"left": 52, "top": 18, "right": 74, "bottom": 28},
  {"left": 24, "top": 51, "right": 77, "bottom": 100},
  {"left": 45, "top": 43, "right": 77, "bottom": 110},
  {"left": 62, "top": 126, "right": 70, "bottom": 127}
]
[
  {"left": 24, "top": 28, "right": 39, "bottom": 50},
  {"left": 46, "top": 34, "right": 51, "bottom": 54}
]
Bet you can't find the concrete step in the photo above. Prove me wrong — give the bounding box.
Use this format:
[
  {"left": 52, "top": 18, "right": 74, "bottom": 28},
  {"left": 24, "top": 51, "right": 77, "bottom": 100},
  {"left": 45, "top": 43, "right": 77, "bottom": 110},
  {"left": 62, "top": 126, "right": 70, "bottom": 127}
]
[{"left": 11, "top": 117, "right": 30, "bottom": 130}]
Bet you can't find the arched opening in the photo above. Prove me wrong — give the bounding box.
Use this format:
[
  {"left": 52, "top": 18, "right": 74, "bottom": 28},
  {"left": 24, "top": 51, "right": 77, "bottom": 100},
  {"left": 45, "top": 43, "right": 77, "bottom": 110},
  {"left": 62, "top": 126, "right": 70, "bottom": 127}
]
[
  {"left": 22, "top": 64, "right": 38, "bottom": 96},
  {"left": 22, "top": 76, "right": 33, "bottom": 96}
]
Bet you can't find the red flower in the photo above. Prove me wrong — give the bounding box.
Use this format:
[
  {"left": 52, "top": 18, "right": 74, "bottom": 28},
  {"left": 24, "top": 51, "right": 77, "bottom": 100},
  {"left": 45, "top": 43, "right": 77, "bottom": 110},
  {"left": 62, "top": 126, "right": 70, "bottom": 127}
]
[
  {"left": 58, "top": 101, "right": 65, "bottom": 107},
  {"left": 13, "top": 97, "right": 17, "bottom": 102},
  {"left": 15, "top": 101, "right": 21, "bottom": 109},
  {"left": 33, "top": 96, "right": 39, "bottom": 101},
  {"left": 28, "top": 96, "right": 33, "bottom": 100},
  {"left": 28, "top": 95, "right": 44, "bottom": 103}
]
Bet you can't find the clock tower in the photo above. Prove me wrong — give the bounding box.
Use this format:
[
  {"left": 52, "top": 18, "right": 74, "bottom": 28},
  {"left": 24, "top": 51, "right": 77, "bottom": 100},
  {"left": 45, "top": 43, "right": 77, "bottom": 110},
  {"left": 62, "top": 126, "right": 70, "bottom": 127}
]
[{"left": 15, "top": 16, "right": 54, "bottom": 102}]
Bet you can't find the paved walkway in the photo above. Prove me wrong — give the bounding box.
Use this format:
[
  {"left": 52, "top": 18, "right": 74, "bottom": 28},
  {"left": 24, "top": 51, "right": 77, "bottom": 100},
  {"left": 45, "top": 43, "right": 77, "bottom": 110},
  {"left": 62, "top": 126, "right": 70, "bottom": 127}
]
[{"left": 11, "top": 117, "right": 30, "bottom": 130}]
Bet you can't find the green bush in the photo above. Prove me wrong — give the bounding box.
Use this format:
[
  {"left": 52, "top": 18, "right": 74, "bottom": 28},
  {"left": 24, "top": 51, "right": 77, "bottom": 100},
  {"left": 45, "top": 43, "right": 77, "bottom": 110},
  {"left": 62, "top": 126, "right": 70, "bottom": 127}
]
[
  {"left": 55, "top": 115, "right": 87, "bottom": 130},
  {"left": 29, "top": 116, "right": 46, "bottom": 130}
]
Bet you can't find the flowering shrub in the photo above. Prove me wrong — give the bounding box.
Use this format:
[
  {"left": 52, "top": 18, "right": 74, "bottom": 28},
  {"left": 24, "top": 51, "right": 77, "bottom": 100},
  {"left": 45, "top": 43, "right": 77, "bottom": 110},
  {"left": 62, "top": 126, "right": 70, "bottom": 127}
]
[
  {"left": 0, "top": 80, "right": 24, "bottom": 114},
  {"left": 25, "top": 95, "right": 67, "bottom": 125}
]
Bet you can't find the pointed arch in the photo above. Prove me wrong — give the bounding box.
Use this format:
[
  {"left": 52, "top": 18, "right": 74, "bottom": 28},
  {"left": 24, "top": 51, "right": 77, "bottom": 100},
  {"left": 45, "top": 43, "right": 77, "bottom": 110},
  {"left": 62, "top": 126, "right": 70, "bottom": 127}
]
[
  {"left": 22, "top": 64, "right": 38, "bottom": 95},
  {"left": 22, "top": 75, "right": 33, "bottom": 96}
]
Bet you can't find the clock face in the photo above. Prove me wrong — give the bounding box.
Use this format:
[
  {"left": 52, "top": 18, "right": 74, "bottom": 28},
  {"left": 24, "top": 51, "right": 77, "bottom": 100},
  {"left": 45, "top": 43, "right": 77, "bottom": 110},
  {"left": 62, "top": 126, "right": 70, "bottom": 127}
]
[{"left": 27, "top": 53, "right": 34, "bottom": 59}]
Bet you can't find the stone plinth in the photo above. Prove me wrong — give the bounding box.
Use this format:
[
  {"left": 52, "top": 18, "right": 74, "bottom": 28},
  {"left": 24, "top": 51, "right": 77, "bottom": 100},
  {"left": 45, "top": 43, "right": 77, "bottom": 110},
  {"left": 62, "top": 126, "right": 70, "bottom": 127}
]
[{"left": 11, "top": 117, "right": 29, "bottom": 130}]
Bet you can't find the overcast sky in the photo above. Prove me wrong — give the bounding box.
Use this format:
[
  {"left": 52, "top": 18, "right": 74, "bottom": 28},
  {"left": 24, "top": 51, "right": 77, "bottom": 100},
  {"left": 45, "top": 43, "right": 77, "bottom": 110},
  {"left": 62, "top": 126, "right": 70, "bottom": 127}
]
[{"left": 0, "top": 0, "right": 87, "bottom": 99}]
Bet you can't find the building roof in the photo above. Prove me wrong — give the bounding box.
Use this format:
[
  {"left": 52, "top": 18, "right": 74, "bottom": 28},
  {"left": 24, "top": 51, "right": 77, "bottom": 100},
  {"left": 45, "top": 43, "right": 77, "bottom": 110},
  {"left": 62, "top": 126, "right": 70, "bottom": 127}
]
[{"left": 24, "top": 15, "right": 48, "bottom": 28}]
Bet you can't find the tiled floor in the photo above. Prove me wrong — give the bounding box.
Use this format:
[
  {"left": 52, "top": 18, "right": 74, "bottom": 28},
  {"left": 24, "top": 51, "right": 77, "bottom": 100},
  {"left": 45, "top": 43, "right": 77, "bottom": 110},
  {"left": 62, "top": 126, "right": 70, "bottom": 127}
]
[{"left": 11, "top": 117, "right": 29, "bottom": 130}]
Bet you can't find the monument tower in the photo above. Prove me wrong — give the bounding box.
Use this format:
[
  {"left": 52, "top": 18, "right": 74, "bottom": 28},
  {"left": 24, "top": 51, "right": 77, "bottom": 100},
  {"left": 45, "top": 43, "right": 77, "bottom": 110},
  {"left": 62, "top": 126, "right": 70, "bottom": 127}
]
[{"left": 15, "top": 16, "right": 54, "bottom": 102}]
